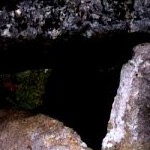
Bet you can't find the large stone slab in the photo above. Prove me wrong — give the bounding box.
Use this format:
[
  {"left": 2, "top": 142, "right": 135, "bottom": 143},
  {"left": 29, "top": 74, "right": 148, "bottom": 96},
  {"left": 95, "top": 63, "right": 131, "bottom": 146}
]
[
  {"left": 0, "top": 0, "right": 149, "bottom": 42},
  {"left": 102, "top": 43, "right": 150, "bottom": 150}
]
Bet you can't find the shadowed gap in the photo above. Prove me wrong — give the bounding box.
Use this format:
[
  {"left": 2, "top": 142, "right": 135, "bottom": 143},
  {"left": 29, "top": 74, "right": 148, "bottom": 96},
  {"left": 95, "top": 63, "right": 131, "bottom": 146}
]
[
  {"left": 41, "top": 32, "right": 150, "bottom": 149},
  {"left": 0, "top": 32, "right": 150, "bottom": 149}
]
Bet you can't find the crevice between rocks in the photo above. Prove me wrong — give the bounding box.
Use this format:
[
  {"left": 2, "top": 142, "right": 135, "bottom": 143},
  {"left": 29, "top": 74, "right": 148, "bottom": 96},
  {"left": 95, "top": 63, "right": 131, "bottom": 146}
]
[{"left": 0, "top": 32, "right": 150, "bottom": 149}]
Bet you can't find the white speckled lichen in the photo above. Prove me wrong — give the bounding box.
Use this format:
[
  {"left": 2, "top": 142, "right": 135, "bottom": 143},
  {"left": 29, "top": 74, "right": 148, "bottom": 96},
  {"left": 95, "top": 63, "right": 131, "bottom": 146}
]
[
  {"left": 0, "top": 0, "right": 136, "bottom": 40},
  {"left": 102, "top": 43, "right": 150, "bottom": 150}
]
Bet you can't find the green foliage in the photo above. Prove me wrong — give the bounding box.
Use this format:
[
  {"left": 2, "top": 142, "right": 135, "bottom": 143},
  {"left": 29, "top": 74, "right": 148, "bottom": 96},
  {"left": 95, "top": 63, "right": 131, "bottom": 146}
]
[{"left": 0, "top": 69, "right": 51, "bottom": 110}]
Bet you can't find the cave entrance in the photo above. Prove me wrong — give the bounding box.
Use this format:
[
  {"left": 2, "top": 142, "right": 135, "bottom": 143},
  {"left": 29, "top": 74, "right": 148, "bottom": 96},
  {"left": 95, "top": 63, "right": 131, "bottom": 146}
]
[{"left": 0, "top": 32, "right": 150, "bottom": 149}]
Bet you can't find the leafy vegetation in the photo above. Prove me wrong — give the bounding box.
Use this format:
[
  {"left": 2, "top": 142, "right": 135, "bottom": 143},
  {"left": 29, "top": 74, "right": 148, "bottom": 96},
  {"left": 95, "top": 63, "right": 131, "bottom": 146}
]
[{"left": 0, "top": 69, "right": 51, "bottom": 110}]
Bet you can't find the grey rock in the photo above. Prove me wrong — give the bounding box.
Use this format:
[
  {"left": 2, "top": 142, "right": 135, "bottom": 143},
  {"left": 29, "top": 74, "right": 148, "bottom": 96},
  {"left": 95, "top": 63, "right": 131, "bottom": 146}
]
[
  {"left": 0, "top": 0, "right": 133, "bottom": 41},
  {"left": 130, "top": 0, "right": 150, "bottom": 32},
  {"left": 102, "top": 43, "right": 150, "bottom": 150},
  {"left": 0, "top": 0, "right": 149, "bottom": 42},
  {"left": 0, "top": 109, "right": 92, "bottom": 150}
]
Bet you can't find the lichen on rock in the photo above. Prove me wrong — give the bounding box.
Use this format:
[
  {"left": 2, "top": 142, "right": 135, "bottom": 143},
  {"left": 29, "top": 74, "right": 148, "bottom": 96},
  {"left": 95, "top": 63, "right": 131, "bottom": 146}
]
[
  {"left": 0, "top": 109, "right": 92, "bottom": 150},
  {"left": 102, "top": 43, "right": 150, "bottom": 150}
]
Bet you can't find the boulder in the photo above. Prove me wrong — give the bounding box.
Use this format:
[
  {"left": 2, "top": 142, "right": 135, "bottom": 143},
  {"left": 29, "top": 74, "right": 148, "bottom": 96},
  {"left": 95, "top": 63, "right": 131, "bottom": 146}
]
[
  {"left": 102, "top": 43, "right": 150, "bottom": 150},
  {"left": 0, "top": 109, "right": 92, "bottom": 150}
]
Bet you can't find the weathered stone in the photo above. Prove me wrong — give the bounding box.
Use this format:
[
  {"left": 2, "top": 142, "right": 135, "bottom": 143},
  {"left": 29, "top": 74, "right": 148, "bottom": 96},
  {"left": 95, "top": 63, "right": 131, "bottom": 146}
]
[
  {"left": 130, "top": 0, "right": 150, "bottom": 33},
  {"left": 0, "top": 69, "right": 51, "bottom": 110},
  {"left": 102, "top": 43, "right": 150, "bottom": 150},
  {"left": 0, "top": 0, "right": 140, "bottom": 42},
  {"left": 0, "top": 109, "right": 92, "bottom": 150},
  {"left": 0, "top": 0, "right": 149, "bottom": 52},
  {"left": 0, "top": 0, "right": 149, "bottom": 44}
]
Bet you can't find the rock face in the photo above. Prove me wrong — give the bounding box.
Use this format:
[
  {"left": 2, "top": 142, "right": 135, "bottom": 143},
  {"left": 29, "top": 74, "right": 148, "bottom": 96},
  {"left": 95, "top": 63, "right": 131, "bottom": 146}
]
[
  {"left": 102, "top": 43, "right": 150, "bottom": 150},
  {"left": 131, "top": 0, "right": 150, "bottom": 32},
  {"left": 0, "top": 109, "right": 92, "bottom": 150},
  {"left": 0, "top": 0, "right": 130, "bottom": 40},
  {"left": 0, "top": 0, "right": 149, "bottom": 43}
]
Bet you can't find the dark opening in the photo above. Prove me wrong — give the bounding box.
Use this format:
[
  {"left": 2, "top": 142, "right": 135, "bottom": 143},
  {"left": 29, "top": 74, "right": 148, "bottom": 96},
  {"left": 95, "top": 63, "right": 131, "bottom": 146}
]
[{"left": 0, "top": 32, "right": 150, "bottom": 149}]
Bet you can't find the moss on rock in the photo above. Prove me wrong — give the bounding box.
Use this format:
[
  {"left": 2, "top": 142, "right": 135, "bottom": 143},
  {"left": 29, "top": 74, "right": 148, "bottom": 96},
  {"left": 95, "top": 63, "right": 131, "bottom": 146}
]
[{"left": 0, "top": 69, "right": 51, "bottom": 110}]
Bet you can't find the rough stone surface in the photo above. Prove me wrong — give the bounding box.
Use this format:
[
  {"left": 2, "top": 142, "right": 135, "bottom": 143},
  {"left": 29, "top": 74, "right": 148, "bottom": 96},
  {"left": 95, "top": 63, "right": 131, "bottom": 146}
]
[
  {"left": 131, "top": 0, "right": 150, "bottom": 33},
  {"left": 0, "top": 109, "right": 92, "bottom": 150},
  {"left": 102, "top": 43, "right": 150, "bottom": 150},
  {"left": 0, "top": 0, "right": 130, "bottom": 40},
  {"left": 0, "top": 0, "right": 149, "bottom": 44}
]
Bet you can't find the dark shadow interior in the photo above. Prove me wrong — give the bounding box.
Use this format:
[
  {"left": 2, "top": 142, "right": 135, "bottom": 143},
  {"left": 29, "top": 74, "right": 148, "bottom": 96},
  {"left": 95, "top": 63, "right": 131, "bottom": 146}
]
[{"left": 0, "top": 32, "right": 150, "bottom": 149}]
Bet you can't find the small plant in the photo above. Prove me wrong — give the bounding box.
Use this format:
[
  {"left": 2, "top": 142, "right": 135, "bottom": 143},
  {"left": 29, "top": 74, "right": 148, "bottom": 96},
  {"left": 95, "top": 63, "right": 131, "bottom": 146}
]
[{"left": 0, "top": 69, "right": 51, "bottom": 110}]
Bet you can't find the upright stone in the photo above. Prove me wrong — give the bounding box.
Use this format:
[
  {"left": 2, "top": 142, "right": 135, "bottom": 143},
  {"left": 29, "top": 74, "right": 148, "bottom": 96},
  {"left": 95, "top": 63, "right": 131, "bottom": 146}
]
[{"left": 102, "top": 43, "right": 150, "bottom": 150}]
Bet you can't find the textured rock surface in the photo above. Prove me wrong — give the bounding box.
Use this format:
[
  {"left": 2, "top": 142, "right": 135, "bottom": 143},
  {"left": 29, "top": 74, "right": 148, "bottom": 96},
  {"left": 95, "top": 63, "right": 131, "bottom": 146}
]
[
  {"left": 0, "top": 0, "right": 149, "bottom": 44},
  {"left": 0, "top": 109, "right": 92, "bottom": 150},
  {"left": 131, "top": 0, "right": 150, "bottom": 32},
  {"left": 102, "top": 43, "right": 150, "bottom": 150},
  {"left": 0, "top": 0, "right": 130, "bottom": 40}
]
